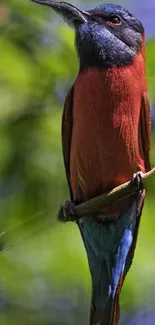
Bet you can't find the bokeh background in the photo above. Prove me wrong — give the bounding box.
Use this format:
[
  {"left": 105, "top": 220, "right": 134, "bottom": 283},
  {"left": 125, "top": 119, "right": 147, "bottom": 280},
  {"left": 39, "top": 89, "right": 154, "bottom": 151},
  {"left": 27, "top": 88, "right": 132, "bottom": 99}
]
[{"left": 0, "top": 0, "right": 155, "bottom": 324}]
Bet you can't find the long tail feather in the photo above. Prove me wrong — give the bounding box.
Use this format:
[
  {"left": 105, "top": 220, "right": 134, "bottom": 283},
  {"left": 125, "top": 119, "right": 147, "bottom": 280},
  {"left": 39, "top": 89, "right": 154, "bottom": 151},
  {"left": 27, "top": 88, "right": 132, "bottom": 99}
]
[
  {"left": 90, "top": 291, "right": 120, "bottom": 325},
  {"left": 78, "top": 197, "right": 143, "bottom": 325}
]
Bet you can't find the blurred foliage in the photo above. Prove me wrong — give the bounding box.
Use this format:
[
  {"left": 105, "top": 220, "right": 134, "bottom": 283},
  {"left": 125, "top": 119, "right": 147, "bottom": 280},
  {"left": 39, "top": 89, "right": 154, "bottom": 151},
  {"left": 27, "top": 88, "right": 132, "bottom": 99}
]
[
  {"left": 146, "top": 39, "right": 155, "bottom": 105},
  {"left": 0, "top": 0, "right": 155, "bottom": 324}
]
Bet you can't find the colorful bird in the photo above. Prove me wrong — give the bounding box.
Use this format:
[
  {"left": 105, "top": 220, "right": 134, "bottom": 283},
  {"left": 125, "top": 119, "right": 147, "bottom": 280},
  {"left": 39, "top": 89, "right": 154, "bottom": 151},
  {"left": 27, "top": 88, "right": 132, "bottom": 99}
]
[{"left": 32, "top": 1, "right": 151, "bottom": 324}]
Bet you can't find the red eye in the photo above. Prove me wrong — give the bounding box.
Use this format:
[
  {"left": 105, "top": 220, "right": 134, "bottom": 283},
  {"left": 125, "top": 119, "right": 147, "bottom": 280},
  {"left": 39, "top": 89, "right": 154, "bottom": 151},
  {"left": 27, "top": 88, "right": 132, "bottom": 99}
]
[{"left": 108, "top": 16, "right": 121, "bottom": 25}]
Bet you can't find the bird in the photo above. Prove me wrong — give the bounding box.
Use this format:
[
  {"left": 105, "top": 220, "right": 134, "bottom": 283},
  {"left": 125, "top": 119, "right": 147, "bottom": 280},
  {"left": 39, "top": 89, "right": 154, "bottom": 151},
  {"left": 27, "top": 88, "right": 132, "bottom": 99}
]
[{"left": 32, "top": 1, "right": 151, "bottom": 325}]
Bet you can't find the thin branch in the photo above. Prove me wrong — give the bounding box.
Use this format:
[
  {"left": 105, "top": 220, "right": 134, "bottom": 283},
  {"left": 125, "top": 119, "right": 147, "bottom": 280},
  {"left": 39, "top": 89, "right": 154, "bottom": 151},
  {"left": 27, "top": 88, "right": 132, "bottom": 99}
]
[
  {"left": 59, "top": 168, "right": 155, "bottom": 221},
  {"left": 0, "top": 168, "right": 155, "bottom": 249},
  {"left": 0, "top": 209, "right": 50, "bottom": 251}
]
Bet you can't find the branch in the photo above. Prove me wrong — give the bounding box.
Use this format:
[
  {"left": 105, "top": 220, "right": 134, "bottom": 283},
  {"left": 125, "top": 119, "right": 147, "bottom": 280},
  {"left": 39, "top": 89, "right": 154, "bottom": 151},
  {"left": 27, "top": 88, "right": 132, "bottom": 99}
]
[
  {"left": 0, "top": 168, "right": 154, "bottom": 250},
  {"left": 59, "top": 168, "right": 155, "bottom": 221}
]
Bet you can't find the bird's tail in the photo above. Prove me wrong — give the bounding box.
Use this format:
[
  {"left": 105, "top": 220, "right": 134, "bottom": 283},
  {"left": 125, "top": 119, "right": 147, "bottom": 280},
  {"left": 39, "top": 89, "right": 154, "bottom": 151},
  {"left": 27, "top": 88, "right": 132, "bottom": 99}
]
[
  {"left": 78, "top": 195, "right": 145, "bottom": 325},
  {"left": 90, "top": 291, "right": 120, "bottom": 325}
]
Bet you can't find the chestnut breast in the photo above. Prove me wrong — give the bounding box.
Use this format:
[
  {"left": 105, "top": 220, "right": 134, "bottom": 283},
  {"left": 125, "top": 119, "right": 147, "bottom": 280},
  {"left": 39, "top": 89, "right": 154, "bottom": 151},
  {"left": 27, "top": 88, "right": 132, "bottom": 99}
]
[{"left": 70, "top": 55, "right": 146, "bottom": 202}]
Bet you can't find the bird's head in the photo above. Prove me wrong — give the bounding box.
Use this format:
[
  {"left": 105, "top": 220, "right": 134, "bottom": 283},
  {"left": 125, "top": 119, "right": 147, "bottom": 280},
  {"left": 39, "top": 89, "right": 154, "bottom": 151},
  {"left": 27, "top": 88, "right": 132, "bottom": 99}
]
[{"left": 32, "top": 1, "right": 145, "bottom": 69}]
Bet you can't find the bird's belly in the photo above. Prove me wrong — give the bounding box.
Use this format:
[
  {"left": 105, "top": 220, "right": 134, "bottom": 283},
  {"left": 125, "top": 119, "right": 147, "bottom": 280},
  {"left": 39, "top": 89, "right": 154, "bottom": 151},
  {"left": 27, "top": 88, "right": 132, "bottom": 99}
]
[
  {"left": 70, "top": 116, "right": 136, "bottom": 201},
  {"left": 70, "top": 68, "right": 145, "bottom": 204}
]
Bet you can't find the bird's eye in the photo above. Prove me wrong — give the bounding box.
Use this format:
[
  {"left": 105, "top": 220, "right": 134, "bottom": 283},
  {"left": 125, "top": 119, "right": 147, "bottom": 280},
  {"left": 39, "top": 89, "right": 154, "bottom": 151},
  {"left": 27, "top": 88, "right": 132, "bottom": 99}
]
[{"left": 108, "top": 15, "right": 121, "bottom": 25}]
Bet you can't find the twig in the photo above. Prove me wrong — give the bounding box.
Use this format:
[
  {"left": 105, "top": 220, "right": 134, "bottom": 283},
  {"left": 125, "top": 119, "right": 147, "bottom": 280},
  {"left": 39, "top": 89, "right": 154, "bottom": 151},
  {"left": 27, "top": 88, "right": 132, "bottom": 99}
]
[
  {"left": 0, "top": 168, "right": 154, "bottom": 250},
  {"left": 0, "top": 209, "right": 50, "bottom": 251},
  {"left": 59, "top": 168, "right": 155, "bottom": 221}
]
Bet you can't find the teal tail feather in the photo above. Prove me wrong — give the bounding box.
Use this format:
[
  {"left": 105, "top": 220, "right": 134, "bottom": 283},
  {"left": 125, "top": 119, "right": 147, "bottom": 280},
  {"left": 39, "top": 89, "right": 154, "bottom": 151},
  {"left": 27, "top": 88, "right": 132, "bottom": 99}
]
[{"left": 78, "top": 198, "right": 142, "bottom": 325}]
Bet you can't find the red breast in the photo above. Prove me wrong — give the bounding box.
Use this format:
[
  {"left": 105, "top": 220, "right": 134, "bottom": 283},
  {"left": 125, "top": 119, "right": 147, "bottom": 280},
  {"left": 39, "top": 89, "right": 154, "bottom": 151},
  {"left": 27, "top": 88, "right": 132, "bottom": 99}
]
[{"left": 70, "top": 53, "right": 147, "bottom": 215}]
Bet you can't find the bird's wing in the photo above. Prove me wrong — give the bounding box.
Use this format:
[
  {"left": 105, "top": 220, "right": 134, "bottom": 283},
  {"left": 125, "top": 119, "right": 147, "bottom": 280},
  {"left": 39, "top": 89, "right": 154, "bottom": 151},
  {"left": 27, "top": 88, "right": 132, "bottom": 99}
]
[
  {"left": 123, "top": 93, "right": 151, "bottom": 280},
  {"left": 140, "top": 92, "right": 151, "bottom": 171},
  {"left": 61, "top": 86, "right": 74, "bottom": 200}
]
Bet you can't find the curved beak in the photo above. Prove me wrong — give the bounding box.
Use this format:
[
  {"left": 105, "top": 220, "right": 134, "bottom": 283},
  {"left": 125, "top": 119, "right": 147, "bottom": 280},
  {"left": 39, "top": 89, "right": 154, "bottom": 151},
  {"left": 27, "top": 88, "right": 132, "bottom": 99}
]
[{"left": 31, "top": 0, "right": 90, "bottom": 26}]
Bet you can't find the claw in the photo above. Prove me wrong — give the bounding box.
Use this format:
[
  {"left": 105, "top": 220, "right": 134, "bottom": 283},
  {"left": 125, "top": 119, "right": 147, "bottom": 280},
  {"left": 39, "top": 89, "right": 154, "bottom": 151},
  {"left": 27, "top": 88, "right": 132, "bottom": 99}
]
[
  {"left": 132, "top": 171, "right": 144, "bottom": 198},
  {"left": 58, "top": 200, "right": 77, "bottom": 222}
]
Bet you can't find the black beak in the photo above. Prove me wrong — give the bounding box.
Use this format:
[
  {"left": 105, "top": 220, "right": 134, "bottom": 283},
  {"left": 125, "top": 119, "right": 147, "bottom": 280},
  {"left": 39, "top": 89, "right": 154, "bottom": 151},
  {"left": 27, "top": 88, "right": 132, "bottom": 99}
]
[{"left": 31, "top": 0, "right": 90, "bottom": 26}]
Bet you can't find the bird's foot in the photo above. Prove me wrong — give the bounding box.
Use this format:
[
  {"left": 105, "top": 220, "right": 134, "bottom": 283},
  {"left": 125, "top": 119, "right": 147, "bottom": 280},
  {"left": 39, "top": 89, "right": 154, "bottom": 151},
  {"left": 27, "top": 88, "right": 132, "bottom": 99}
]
[
  {"left": 132, "top": 171, "right": 144, "bottom": 198},
  {"left": 58, "top": 200, "right": 77, "bottom": 222}
]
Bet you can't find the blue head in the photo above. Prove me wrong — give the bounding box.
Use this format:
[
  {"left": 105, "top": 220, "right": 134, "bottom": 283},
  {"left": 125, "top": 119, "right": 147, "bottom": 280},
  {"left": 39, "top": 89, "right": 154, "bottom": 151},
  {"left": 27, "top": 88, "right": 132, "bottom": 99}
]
[
  {"left": 76, "top": 3, "right": 144, "bottom": 69},
  {"left": 32, "top": 1, "right": 144, "bottom": 69}
]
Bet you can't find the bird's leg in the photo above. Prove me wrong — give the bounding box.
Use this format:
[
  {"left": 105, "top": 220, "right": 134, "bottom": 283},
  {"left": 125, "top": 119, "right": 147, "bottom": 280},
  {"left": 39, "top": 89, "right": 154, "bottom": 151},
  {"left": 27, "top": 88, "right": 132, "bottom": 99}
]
[
  {"left": 131, "top": 171, "right": 146, "bottom": 217},
  {"left": 132, "top": 171, "right": 144, "bottom": 198},
  {"left": 58, "top": 200, "right": 77, "bottom": 222}
]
